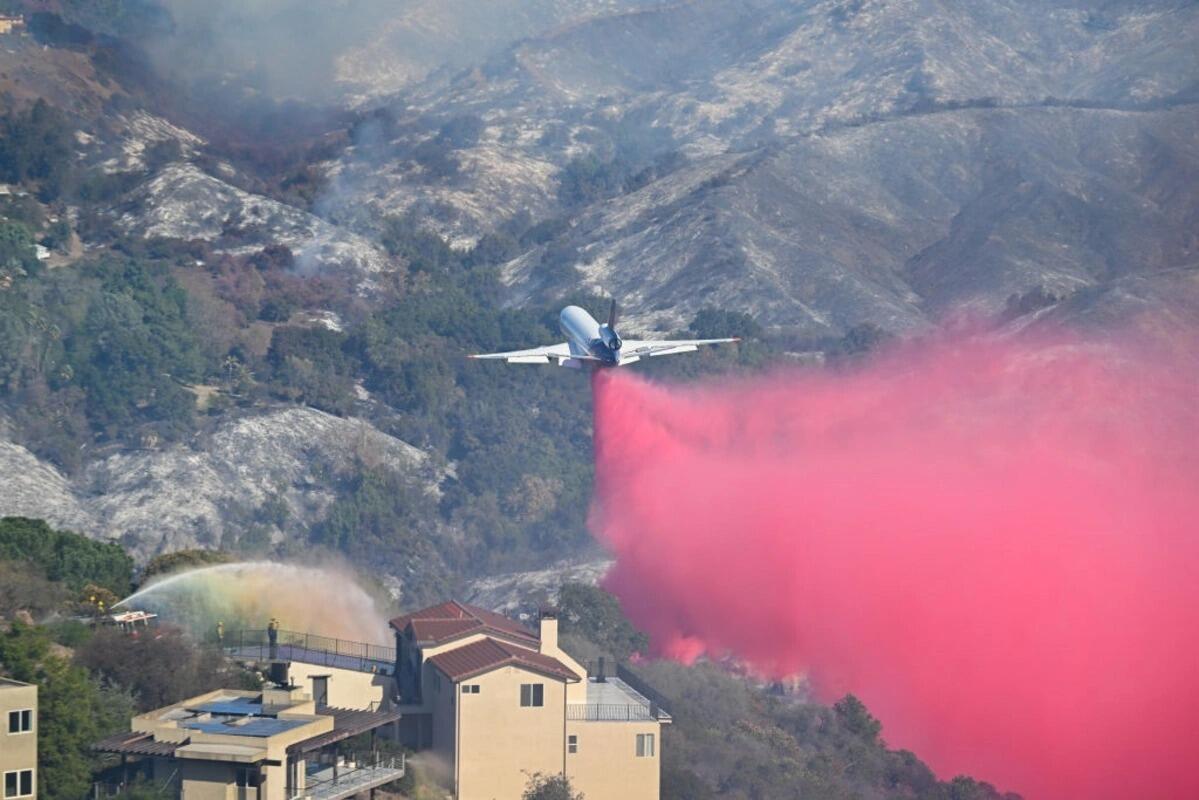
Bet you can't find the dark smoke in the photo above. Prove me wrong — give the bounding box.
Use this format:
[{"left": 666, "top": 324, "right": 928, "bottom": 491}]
[{"left": 590, "top": 329, "right": 1199, "bottom": 799}]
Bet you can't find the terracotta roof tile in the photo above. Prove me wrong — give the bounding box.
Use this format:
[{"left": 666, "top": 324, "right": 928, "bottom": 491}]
[
  {"left": 409, "top": 618, "right": 482, "bottom": 642},
  {"left": 428, "top": 637, "right": 579, "bottom": 683},
  {"left": 390, "top": 600, "right": 538, "bottom": 646}
]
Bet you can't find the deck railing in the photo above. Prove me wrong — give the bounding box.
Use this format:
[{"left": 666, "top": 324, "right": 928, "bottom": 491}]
[
  {"left": 583, "top": 660, "right": 673, "bottom": 718},
  {"left": 566, "top": 703, "right": 658, "bottom": 721},
  {"left": 293, "top": 754, "right": 405, "bottom": 800},
  {"left": 223, "top": 629, "right": 395, "bottom": 674}
]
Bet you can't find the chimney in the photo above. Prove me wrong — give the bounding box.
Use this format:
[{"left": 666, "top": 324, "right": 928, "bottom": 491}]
[
  {"left": 597, "top": 656, "right": 606, "bottom": 683},
  {"left": 539, "top": 607, "right": 558, "bottom": 654}
]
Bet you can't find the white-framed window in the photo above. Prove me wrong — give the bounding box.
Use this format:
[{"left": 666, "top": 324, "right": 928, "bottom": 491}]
[
  {"left": 635, "top": 733, "right": 655, "bottom": 758},
  {"left": 519, "top": 683, "right": 544, "bottom": 707},
  {"left": 6, "top": 710, "right": 32, "bottom": 735},
  {"left": 3, "top": 769, "right": 34, "bottom": 799},
  {"left": 463, "top": 684, "right": 480, "bottom": 694},
  {"left": 567, "top": 734, "right": 578, "bottom": 754}
]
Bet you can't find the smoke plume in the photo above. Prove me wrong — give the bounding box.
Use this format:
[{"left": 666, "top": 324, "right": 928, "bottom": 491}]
[{"left": 590, "top": 329, "right": 1199, "bottom": 799}]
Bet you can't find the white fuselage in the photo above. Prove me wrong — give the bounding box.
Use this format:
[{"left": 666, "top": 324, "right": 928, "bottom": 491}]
[{"left": 559, "top": 305, "right": 622, "bottom": 365}]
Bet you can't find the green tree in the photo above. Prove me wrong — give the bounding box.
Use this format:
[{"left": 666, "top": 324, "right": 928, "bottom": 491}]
[
  {"left": 0, "top": 220, "right": 39, "bottom": 277},
  {"left": 0, "top": 99, "right": 74, "bottom": 199},
  {"left": 523, "top": 773, "right": 583, "bottom": 800},
  {"left": 828, "top": 322, "right": 890, "bottom": 359},
  {"left": 0, "top": 560, "right": 68, "bottom": 617},
  {"left": 65, "top": 258, "right": 204, "bottom": 439},
  {"left": 0, "top": 517, "right": 133, "bottom": 594},
  {"left": 834, "top": 694, "right": 882, "bottom": 742},
  {"left": 556, "top": 583, "right": 648, "bottom": 661},
  {"left": 141, "top": 549, "right": 234, "bottom": 582},
  {"left": 78, "top": 627, "right": 248, "bottom": 711},
  {"left": 0, "top": 622, "right": 112, "bottom": 800},
  {"left": 689, "top": 307, "right": 761, "bottom": 340}
]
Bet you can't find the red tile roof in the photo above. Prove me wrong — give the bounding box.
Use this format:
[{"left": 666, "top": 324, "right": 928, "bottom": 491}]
[
  {"left": 428, "top": 637, "right": 580, "bottom": 683},
  {"left": 390, "top": 600, "right": 538, "bottom": 646}
]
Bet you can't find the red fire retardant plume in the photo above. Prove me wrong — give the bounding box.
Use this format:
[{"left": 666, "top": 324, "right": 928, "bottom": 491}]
[{"left": 590, "top": 331, "right": 1199, "bottom": 799}]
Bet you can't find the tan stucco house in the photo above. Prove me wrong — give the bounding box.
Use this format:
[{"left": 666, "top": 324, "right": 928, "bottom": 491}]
[
  {"left": 1, "top": 678, "right": 37, "bottom": 800},
  {"left": 392, "top": 601, "right": 670, "bottom": 800},
  {"left": 93, "top": 685, "right": 402, "bottom": 800}
]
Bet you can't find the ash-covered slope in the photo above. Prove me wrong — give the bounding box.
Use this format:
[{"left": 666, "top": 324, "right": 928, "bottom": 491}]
[
  {"left": 506, "top": 105, "right": 1199, "bottom": 335},
  {"left": 117, "top": 164, "right": 395, "bottom": 279},
  {"left": 0, "top": 408, "right": 438, "bottom": 562},
  {"left": 323, "top": 0, "right": 1198, "bottom": 334}
]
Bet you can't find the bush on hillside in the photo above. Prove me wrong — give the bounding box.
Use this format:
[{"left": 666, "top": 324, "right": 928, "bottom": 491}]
[{"left": 0, "top": 517, "right": 132, "bottom": 595}]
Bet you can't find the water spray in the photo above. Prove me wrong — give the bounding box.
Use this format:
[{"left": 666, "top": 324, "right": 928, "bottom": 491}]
[{"left": 117, "top": 561, "right": 391, "bottom": 644}]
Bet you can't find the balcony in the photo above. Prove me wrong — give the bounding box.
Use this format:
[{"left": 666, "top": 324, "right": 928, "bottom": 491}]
[
  {"left": 567, "top": 676, "right": 672, "bottom": 723},
  {"left": 293, "top": 754, "right": 405, "bottom": 800},
  {"left": 223, "top": 629, "right": 395, "bottom": 676}
]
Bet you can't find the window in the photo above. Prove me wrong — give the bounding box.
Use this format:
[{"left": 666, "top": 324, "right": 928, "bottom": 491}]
[
  {"left": 568, "top": 735, "right": 578, "bottom": 754},
  {"left": 3, "top": 770, "right": 33, "bottom": 798},
  {"left": 7, "top": 710, "right": 32, "bottom": 734},
  {"left": 520, "top": 683, "right": 544, "bottom": 707},
  {"left": 636, "top": 733, "right": 655, "bottom": 758},
  {"left": 463, "top": 684, "right": 480, "bottom": 694}
]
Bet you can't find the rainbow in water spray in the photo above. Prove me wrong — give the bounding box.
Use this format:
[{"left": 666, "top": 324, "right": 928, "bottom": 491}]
[{"left": 116, "top": 562, "right": 391, "bottom": 644}]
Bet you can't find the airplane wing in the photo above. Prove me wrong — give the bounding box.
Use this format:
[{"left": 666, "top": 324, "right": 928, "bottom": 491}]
[
  {"left": 620, "top": 337, "right": 740, "bottom": 359},
  {"left": 468, "top": 343, "right": 600, "bottom": 365}
]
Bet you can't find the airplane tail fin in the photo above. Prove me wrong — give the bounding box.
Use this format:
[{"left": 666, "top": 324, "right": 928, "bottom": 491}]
[{"left": 608, "top": 299, "right": 618, "bottom": 328}]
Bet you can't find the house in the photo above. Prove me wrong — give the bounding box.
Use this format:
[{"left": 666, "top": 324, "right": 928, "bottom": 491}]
[
  {"left": 93, "top": 684, "right": 403, "bottom": 800},
  {"left": 1, "top": 678, "right": 37, "bottom": 800},
  {"left": 392, "top": 601, "right": 671, "bottom": 800}
]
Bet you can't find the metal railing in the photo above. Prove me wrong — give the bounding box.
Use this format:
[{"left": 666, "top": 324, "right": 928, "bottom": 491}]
[
  {"left": 580, "top": 660, "right": 673, "bottom": 722},
  {"left": 566, "top": 703, "right": 658, "bottom": 721},
  {"left": 615, "top": 664, "right": 673, "bottom": 719},
  {"left": 223, "top": 629, "right": 396, "bottom": 674},
  {"left": 293, "top": 754, "right": 405, "bottom": 800}
]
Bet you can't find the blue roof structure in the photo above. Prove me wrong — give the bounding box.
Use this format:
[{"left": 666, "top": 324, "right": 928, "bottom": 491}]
[
  {"left": 189, "top": 697, "right": 263, "bottom": 716},
  {"left": 183, "top": 718, "right": 309, "bottom": 738}
]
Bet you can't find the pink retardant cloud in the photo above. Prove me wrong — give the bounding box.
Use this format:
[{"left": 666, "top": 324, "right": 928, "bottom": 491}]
[{"left": 590, "top": 329, "right": 1199, "bottom": 799}]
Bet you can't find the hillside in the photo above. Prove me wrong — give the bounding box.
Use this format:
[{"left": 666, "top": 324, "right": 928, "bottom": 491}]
[{"left": 0, "top": 0, "right": 1195, "bottom": 618}]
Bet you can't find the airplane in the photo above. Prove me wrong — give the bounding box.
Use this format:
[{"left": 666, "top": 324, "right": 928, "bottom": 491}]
[{"left": 469, "top": 301, "right": 739, "bottom": 368}]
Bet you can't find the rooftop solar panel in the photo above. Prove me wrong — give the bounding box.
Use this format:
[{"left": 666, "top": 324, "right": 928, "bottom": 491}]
[
  {"left": 183, "top": 718, "right": 308, "bottom": 738},
  {"left": 190, "top": 697, "right": 264, "bottom": 716}
]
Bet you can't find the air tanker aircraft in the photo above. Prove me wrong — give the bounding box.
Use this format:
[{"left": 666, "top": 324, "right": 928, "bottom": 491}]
[{"left": 469, "top": 301, "right": 738, "bottom": 368}]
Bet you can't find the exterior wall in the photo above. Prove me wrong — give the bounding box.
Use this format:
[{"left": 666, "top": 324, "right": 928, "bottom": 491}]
[
  {"left": 428, "top": 666, "right": 457, "bottom": 775},
  {"left": 456, "top": 667, "right": 568, "bottom": 800},
  {"left": 0, "top": 681, "right": 37, "bottom": 799},
  {"left": 424, "top": 666, "right": 455, "bottom": 791},
  {"left": 536, "top": 619, "right": 587, "bottom": 704},
  {"left": 400, "top": 633, "right": 493, "bottom": 708},
  {"left": 180, "top": 760, "right": 236, "bottom": 800},
  {"left": 285, "top": 662, "right": 393, "bottom": 711},
  {"left": 566, "top": 720, "right": 661, "bottom": 800}
]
